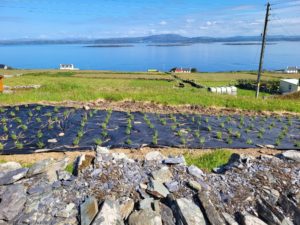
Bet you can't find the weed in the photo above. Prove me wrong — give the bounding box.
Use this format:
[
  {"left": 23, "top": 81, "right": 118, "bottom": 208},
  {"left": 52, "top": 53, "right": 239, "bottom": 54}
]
[
  {"left": 35, "top": 106, "right": 41, "bottom": 111},
  {"left": 3, "top": 125, "right": 8, "bottom": 133},
  {"left": 257, "top": 132, "right": 263, "bottom": 139},
  {"left": 207, "top": 125, "right": 212, "bottom": 132},
  {"left": 65, "top": 163, "right": 74, "bottom": 174},
  {"left": 216, "top": 131, "right": 222, "bottom": 140},
  {"left": 73, "top": 137, "right": 80, "bottom": 145},
  {"left": 20, "top": 125, "right": 28, "bottom": 131},
  {"left": 54, "top": 107, "right": 59, "bottom": 113},
  {"left": 235, "top": 131, "right": 241, "bottom": 138},
  {"left": 14, "top": 117, "right": 22, "bottom": 124},
  {"left": 199, "top": 137, "right": 206, "bottom": 145},
  {"left": 246, "top": 139, "right": 253, "bottom": 145},
  {"left": 101, "top": 130, "right": 108, "bottom": 137},
  {"left": 171, "top": 125, "right": 177, "bottom": 131},
  {"left": 37, "top": 130, "right": 43, "bottom": 139},
  {"left": 45, "top": 112, "right": 52, "bottom": 117},
  {"left": 220, "top": 122, "right": 225, "bottom": 128},
  {"left": 295, "top": 141, "right": 300, "bottom": 148},
  {"left": 11, "top": 133, "right": 17, "bottom": 140},
  {"left": 94, "top": 138, "right": 103, "bottom": 145},
  {"left": 226, "top": 137, "right": 233, "bottom": 145},
  {"left": 275, "top": 139, "right": 281, "bottom": 146},
  {"left": 0, "top": 142, "right": 3, "bottom": 150},
  {"left": 180, "top": 137, "right": 187, "bottom": 146},
  {"left": 194, "top": 130, "right": 200, "bottom": 138},
  {"left": 125, "top": 138, "right": 132, "bottom": 145},
  {"left": 28, "top": 111, "right": 33, "bottom": 117},
  {"left": 36, "top": 117, "right": 42, "bottom": 123},
  {"left": 15, "top": 141, "right": 23, "bottom": 149},
  {"left": 9, "top": 111, "right": 16, "bottom": 117},
  {"left": 37, "top": 141, "right": 45, "bottom": 148}
]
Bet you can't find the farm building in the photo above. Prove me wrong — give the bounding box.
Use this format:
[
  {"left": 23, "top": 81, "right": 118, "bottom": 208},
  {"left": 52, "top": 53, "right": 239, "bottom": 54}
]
[
  {"left": 175, "top": 68, "right": 191, "bottom": 73},
  {"left": 59, "top": 64, "right": 79, "bottom": 70},
  {"left": 0, "top": 64, "right": 8, "bottom": 70},
  {"left": 285, "top": 66, "right": 298, "bottom": 74},
  {"left": 280, "top": 79, "right": 300, "bottom": 94}
]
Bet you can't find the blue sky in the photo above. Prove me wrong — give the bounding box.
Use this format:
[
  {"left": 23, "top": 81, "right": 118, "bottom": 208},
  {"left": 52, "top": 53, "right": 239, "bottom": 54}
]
[{"left": 0, "top": 0, "right": 299, "bottom": 39}]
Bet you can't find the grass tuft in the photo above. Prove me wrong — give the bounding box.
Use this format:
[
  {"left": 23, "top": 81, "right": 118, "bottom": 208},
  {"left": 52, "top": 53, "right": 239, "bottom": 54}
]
[{"left": 185, "top": 149, "right": 232, "bottom": 172}]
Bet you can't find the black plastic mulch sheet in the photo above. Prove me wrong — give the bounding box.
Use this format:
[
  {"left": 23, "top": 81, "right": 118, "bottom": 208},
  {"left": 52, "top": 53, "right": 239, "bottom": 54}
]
[{"left": 0, "top": 104, "right": 299, "bottom": 154}]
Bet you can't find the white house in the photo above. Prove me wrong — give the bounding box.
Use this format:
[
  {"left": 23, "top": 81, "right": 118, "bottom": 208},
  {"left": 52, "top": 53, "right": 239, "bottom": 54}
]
[
  {"left": 59, "top": 64, "right": 79, "bottom": 70},
  {"left": 0, "top": 64, "right": 8, "bottom": 70},
  {"left": 285, "top": 66, "right": 298, "bottom": 74},
  {"left": 280, "top": 79, "right": 300, "bottom": 94},
  {"left": 175, "top": 68, "right": 191, "bottom": 73}
]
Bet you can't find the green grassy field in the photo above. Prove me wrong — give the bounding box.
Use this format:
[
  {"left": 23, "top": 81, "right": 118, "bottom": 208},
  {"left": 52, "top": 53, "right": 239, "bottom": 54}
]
[{"left": 0, "top": 69, "right": 299, "bottom": 113}]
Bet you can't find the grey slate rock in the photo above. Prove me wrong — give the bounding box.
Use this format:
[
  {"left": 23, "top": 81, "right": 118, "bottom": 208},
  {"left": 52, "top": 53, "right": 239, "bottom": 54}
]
[
  {"left": 0, "top": 167, "right": 28, "bottom": 185},
  {"left": 80, "top": 196, "right": 99, "bottom": 225},
  {"left": 27, "top": 158, "right": 54, "bottom": 177},
  {"left": 175, "top": 198, "right": 206, "bottom": 225},
  {"left": 0, "top": 184, "right": 26, "bottom": 222},
  {"left": 197, "top": 191, "right": 225, "bottom": 225},
  {"left": 145, "top": 151, "right": 165, "bottom": 161},
  {"left": 151, "top": 166, "right": 173, "bottom": 183},
  {"left": 163, "top": 156, "right": 185, "bottom": 165},
  {"left": 139, "top": 198, "right": 154, "bottom": 210},
  {"left": 147, "top": 179, "right": 170, "bottom": 198},
  {"left": 281, "top": 150, "right": 300, "bottom": 162},
  {"left": 188, "top": 165, "right": 205, "bottom": 179},
  {"left": 128, "top": 208, "right": 162, "bottom": 225},
  {"left": 188, "top": 180, "right": 202, "bottom": 191},
  {"left": 93, "top": 199, "right": 124, "bottom": 225},
  {"left": 0, "top": 162, "right": 22, "bottom": 173},
  {"left": 239, "top": 212, "right": 268, "bottom": 225},
  {"left": 164, "top": 181, "right": 179, "bottom": 193},
  {"left": 222, "top": 212, "right": 239, "bottom": 225},
  {"left": 160, "top": 203, "right": 176, "bottom": 225},
  {"left": 118, "top": 197, "right": 134, "bottom": 220}
]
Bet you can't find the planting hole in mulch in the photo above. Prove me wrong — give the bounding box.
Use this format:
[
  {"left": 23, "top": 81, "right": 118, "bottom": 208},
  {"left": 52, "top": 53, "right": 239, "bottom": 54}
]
[{"left": 0, "top": 104, "right": 299, "bottom": 154}]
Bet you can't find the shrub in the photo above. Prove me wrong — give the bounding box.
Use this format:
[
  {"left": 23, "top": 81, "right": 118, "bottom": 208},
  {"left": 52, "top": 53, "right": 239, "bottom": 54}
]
[{"left": 236, "top": 79, "right": 280, "bottom": 94}]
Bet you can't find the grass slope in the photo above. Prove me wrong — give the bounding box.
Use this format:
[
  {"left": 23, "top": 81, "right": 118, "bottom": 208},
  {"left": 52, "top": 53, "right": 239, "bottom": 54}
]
[{"left": 0, "top": 70, "right": 299, "bottom": 112}]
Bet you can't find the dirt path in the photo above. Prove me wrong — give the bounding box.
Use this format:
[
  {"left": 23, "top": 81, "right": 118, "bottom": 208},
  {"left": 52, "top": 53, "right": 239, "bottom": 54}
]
[
  {"left": 0, "top": 147, "right": 283, "bottom": 164},
  {"left": 1, "top": 100, "right": 300, "bottom": 116}
]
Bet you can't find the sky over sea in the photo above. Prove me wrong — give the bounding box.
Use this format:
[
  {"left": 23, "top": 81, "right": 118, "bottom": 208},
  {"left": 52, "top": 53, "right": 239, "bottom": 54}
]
[{"left": 0, "top": 0, "right": 299, "bottom": 39}]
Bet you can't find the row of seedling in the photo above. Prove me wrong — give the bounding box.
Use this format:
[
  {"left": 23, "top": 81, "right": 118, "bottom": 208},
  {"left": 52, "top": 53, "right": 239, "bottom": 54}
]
[{"left": 94, "top": 110, "right": 112, "bottom": 146}]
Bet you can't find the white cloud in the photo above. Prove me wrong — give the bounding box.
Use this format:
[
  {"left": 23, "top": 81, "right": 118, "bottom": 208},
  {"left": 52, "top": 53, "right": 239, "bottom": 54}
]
[{"left": 159, "top": 20, "right": 167, "bottom": 25}]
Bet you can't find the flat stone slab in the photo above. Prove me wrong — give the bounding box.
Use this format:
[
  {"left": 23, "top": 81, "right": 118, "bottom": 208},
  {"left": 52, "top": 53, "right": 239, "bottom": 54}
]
[
  {"left": 0, "top": 184, "right": 27, "bottom": 222},
  {"left": 175, "top": 198, "right": 206, "bottom": 225},
  {"left": 80, "top": 196, "right": 99, "bottom": 225},
  {"left": 0, "top": 168, "right": 28, "bottom": 185}
]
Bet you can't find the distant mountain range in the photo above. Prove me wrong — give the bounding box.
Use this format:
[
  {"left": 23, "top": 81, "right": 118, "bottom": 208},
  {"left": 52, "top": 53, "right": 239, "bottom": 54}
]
[{"left": 1, "top": 34, "right": 300, "bottom": 45}]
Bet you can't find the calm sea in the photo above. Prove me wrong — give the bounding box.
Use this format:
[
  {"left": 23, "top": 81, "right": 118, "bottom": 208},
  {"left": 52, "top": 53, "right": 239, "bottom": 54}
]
[{"left": 0, "top": 42, "right": 299, "bottom": 72}]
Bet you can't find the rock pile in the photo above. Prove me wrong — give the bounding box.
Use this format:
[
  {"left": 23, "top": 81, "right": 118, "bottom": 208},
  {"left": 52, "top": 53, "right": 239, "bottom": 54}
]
[{"left": 0, "top": 149, "right": 299, "bottom": 225}]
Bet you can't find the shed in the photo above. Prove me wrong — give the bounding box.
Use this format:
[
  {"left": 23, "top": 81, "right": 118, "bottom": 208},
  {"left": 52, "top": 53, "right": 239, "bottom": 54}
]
[{"left": 280, "top": 79, "right": 300, "bottom": 94}]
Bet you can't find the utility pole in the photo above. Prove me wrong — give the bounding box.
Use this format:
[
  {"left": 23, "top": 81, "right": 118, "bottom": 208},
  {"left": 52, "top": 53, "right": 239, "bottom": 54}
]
[{"left": 256, "top": 2, "right": 271, "bottom": 98}]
